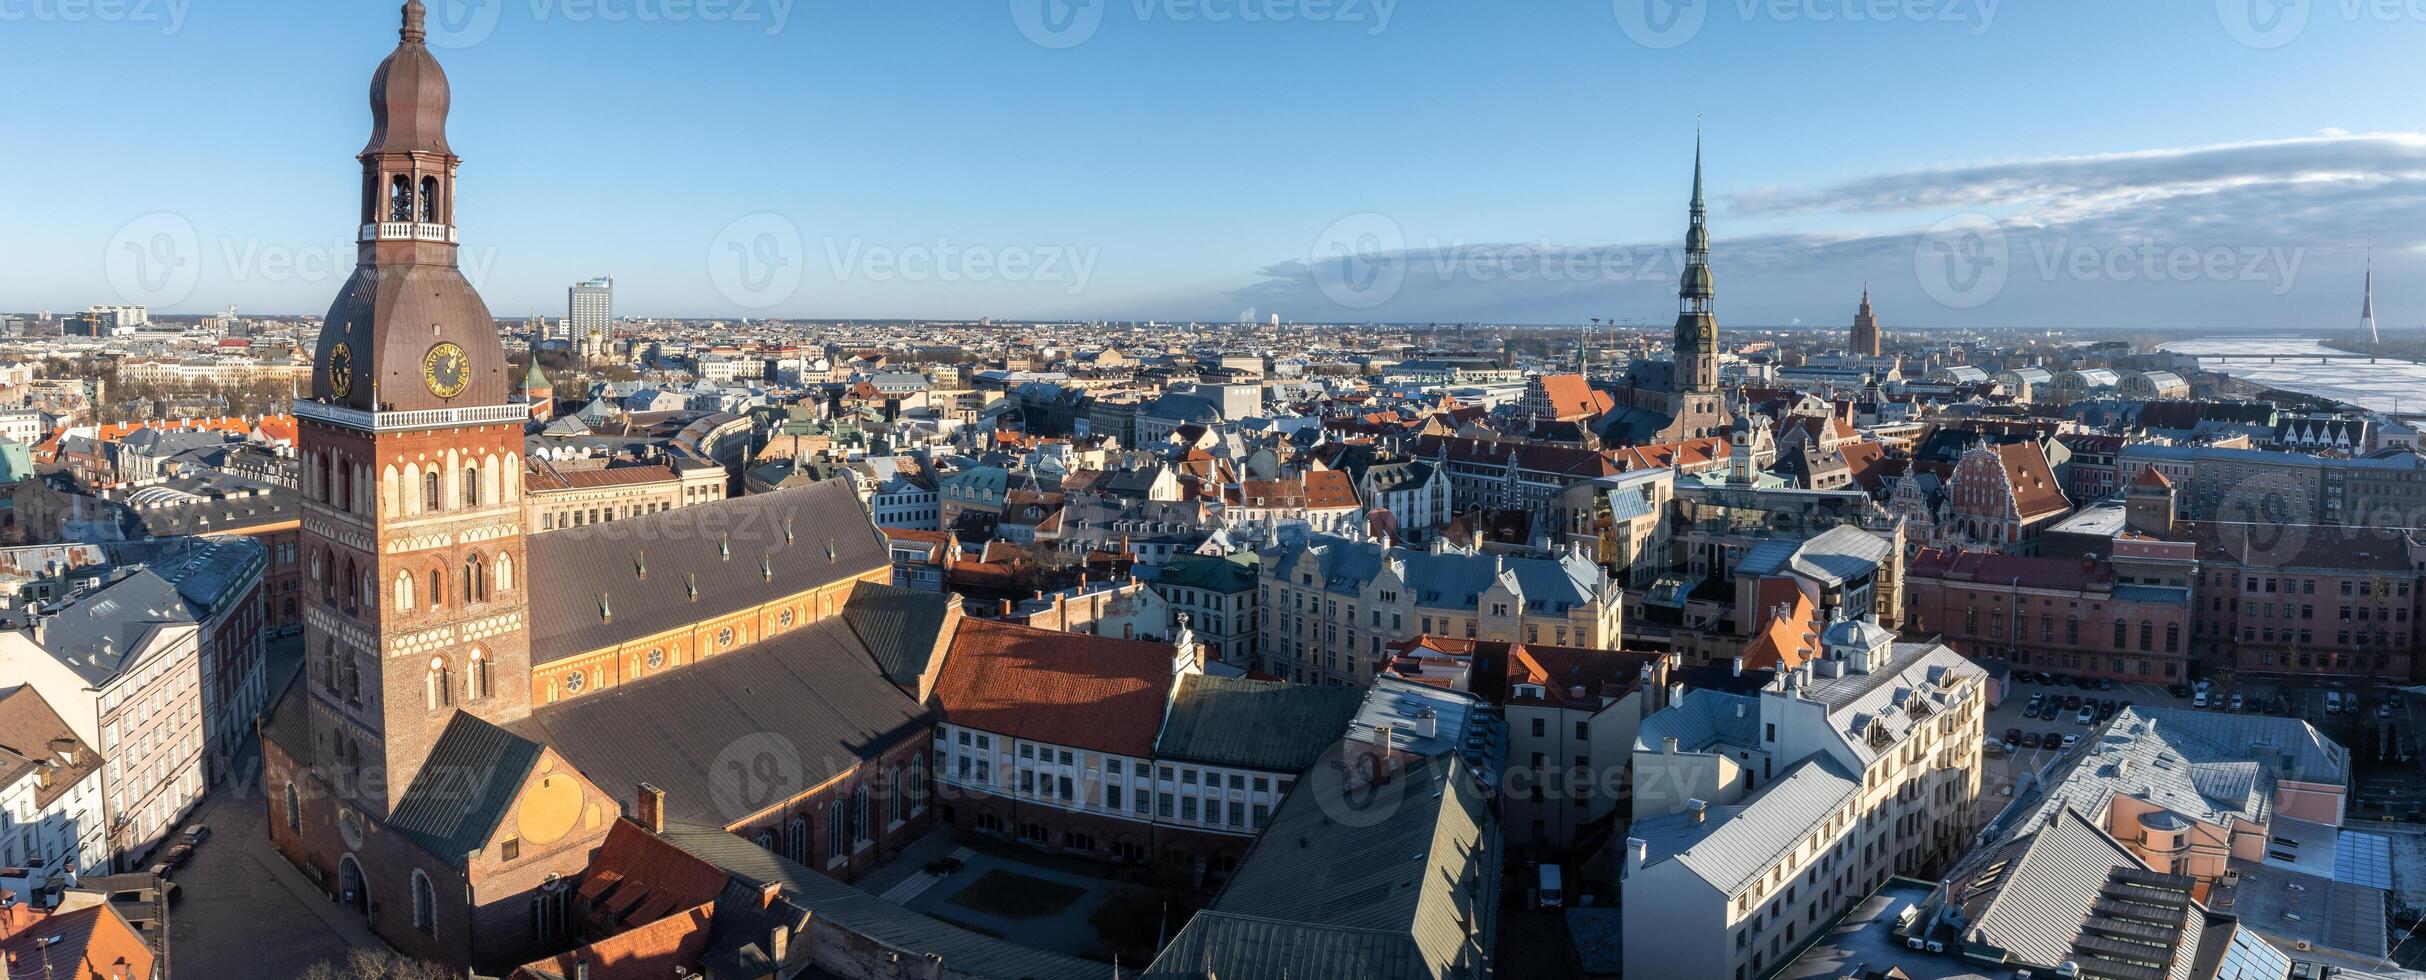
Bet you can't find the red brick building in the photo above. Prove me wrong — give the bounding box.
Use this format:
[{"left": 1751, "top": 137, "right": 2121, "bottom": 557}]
[
  {"left": 2184, "top": 522, "right": 2426, "bottom": 678},
  {"left": 259, "top": 9, "right": 927, "bottom": 973},
  {"left": 1905, "top": 547, "right": 2193, "bottom": 683}
]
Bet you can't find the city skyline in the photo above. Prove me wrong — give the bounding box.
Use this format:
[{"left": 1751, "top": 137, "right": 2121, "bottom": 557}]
[{"left": 11, "top": 3, "right": 2426, "bottom": 327}]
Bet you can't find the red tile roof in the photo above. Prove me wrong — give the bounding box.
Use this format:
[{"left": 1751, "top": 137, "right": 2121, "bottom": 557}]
[
  {"left": 1301, "top": 469, "right": 1360, "bottom": 509},
  {"left": 574, "top": 819, "right": 731, "bottom": 934},
  {"left": 1739, "top": 581, "right": 1820, "bottom": 671},
  {"left": 934, "top": 618, "right": 1176, "bottom": 757},
  {"left": 509, "top": 903, "right": 718, "bottom": 980},
  {"left": 1533, "top": 374, "right": 1616, "bottom": 420},
  {"left": 1994, "top": 442, "right": 2072, "bottom": 519}
]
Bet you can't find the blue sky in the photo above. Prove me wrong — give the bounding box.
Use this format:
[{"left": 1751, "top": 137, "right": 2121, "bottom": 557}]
[{"left": 7, "top": 0, "right": 2425, "bottom": 330}]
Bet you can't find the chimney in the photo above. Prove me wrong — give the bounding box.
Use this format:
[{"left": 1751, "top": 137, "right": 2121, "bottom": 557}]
[
  {"left": 1731, "top": 655, "right": 1744, "bottom": 677},
  {"left": 759, "top": 879, "right": 781, "bottom": 908},
  {"left": 1414, "top": 708, "right": 1438, "bottom": 739},
  {"left": 769, "top": 923, "right": 791, "bottom": 964},
  {"left": 635, "top": 783, "right": 665, "bottom": 834},
  {"left": 1661, "top": 736, "right": 1679, "bottom": 755},
  {"left": 1623, "top": 837, "right": 1649, "bottom": 878},
  {"left": 1687, "top": 799, "right": 1708, "bottom": 824}
]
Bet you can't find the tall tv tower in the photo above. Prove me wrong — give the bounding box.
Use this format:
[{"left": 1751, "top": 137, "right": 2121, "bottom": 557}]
[{"left": 2361, "top": 253, "right": 2381, "bottom": 346}]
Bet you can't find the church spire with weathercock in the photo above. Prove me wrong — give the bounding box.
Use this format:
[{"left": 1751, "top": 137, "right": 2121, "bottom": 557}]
[{"left": 1674, "top": 134, "right": 1720, "bottom": 393}]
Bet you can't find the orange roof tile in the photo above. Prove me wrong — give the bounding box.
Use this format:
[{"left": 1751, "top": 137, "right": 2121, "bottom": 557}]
[{"left": 934, "top": 618, "right": 1174, "bottom": 757}]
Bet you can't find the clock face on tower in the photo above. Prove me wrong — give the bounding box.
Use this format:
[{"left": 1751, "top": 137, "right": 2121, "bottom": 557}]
[
  {"left": 423, "top": 342, "right": 470, "bottom": 399},
  {"left": 327, "top": 343, "right": 354, "bottom": 399}
]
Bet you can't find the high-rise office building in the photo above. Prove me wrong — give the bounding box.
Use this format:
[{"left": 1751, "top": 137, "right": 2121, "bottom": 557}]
[{"left": 568, "top": 275, "right": 612, "bottom": 350}]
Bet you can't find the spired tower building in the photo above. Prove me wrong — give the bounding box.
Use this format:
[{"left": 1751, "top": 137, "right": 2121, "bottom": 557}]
[
  {"left": 269, "top": 4, "right": 614, "bottom": 967},
  {"left": 301, "top": 0, "right": 534, "bottom": 816},
  {"left": 1599, "top": 140, "right": 1734, "bottom": 445},
  {"left": 1851, "top": 285, "right": 1882, "bottom": 357}
]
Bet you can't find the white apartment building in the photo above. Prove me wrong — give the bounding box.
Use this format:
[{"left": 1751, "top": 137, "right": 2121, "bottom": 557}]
[
  {"left": 0, "top": 570, "right": 210, "bottom": 871},
  {"left": 869, "top": 475, "right": 940, "bottom": 530},
  {"left": 1260, "top": 534, "right": 1621, "bottom": 686},
  {"left": 1621, "top": 621, "right": 1984, "bottom": 980},
  {"left": 0, "top": 687, "right": 106, "bottom": 903}
]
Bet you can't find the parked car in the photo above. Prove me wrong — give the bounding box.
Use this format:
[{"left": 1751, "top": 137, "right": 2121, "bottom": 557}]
[
  {"left": 180, "top": 825, "right": 209, "bottom": 846},
  {"left": 2096, "top": 699, "right": 2117, "bottom": 720},
  {"left": 163, "top": 844, "right": 193, "bottom": 868},
  {"left": 2021, "top": 732, "right": 2042, "bottom": 749},
  {"left": 2027, "top": 693, "right": 2046, "bottom": 711},
  {"left": 2166, "top": 685, "right": 2191, "bottom": 699},
  {"left": 2229, "top": 694, "right": 2245, "bottom": 712},
  {"left": 2194, "top": 691, "right": 2209, "bottom": 708},
  {"left": 2044, "top": 731, "right": 2065, "bottom": 748},
  {"left": 2063, "top": 695, "right": 2083, "bottom": 711},
  {"left": 2004, "top": 728, "right": 2023, "bottom": 748},
  {"left": 2062, "top": 734, "right": 2081, "bottom": 749},
  {"left": 2035, "top": 672, "right": 2055, "bottom": 685},
  {"left": 2097, "top": 678, "right": 2115, "bottom": 691},
  {"left": 2194, "top": 679, "right": 2212, "bottom": 693},
  {"left": 2326, "top": 692, "right": 2344, "bottom": 714},
  {"left": 2075, "top": 707, "right": 2096, "bottom": 725}
]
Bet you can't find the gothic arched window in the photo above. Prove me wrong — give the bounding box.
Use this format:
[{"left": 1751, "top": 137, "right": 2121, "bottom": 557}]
[
  {"left": 411, "top": 870, "right": 436, "bottom": 934},
  {"left": 424, "top": 471, "right": 442, "bottom": 513},
  {"left": 462, "top": 466, "right": 479, "bottom": 508},
  {"left": 426, "top": 657, "right": 450, "bottom": 710},
  {"left": 394, "top": 571, "right": 414, "bottom": 611},
  {"left": 419, "top": 175, "right": 439, "bottom": 224},
  {"left": 464, "top": 554, "right": 487, "bottom": 604},
  {"left": 468, "top": 649, "right": 490, "bottom": 701}
]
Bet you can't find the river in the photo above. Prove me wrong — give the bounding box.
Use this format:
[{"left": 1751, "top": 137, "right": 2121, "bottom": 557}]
[{"left": 2161, "top": 337, "right": 2426, "bottom": 415}]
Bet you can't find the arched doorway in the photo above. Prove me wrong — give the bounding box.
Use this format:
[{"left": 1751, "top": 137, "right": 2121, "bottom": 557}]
[{"left": 339, "top": 854, "right": 369, "bottom": 918}]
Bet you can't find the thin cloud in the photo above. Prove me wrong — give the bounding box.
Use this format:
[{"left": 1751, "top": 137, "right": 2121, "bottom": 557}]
[{"left": 1229, "top": 133, "right": 2426, "bottom": 328}]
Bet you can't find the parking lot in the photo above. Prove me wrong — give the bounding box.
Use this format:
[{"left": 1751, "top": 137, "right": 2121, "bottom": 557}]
[
  {"left": 1975, "top": 674, "right": 2194, "bottom": 822},
  {"left": 1981, "top": 670, "right": 2426, "bottom": 824}
]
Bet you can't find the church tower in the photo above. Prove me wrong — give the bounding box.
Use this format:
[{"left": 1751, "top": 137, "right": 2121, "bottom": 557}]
[
  {"left": 1674, "top": 138, "right": 1721, "bottom": 394},
  {"left": 298, "top": 0, "right": 533, "bottom": 818},
  {"left": 1851, "top": 285, "right": 1881, "bottom": 357}
]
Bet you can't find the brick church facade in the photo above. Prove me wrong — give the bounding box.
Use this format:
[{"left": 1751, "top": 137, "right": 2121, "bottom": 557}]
[{"left": 258, "top": 6, "right": 937, "bottom": 972}]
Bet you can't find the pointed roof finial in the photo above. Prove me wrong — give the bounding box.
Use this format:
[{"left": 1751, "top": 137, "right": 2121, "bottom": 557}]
[
  {"left": 1691, "top": 127, "right": 1706, "bottom": 209},
  {"left": 401, "top": 0, "right": 428, "bottom": 44}
]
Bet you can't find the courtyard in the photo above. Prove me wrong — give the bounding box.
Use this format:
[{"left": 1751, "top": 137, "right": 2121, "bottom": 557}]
[{"left": 861, "top": 828, "right": 1205, "bottom": 966}]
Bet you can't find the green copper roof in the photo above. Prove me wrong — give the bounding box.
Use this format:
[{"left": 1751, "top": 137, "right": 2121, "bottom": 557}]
[{"left": 521, "top": 357, "right": 551, "bottom": 389}]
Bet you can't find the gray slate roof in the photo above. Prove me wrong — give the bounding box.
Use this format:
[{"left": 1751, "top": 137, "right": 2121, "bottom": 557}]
[
  {"left": 37, "top": 569, "right": 194, "bottom": 685},
  {"left": 510, "top": 615, "right": 932, "bottom": 829},
  {"left": 1145, "top": 754, "right": 1498, "bottom": 980},
  {"left": 1155, "top": 675, "right": 1363, "bottom": 774},
  {"left": 838, "top": 581, "right": 954, "bottom": 688},
  {"left": 524, "top": 478, "right": 889, "bottom": 665},
  {"left": 387, "top": 711, "right": 546, "bottom": 865},
  {"left": 1632, "top": 754, "right": 1859, "bottom": 894}
]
